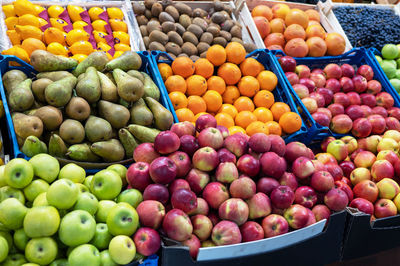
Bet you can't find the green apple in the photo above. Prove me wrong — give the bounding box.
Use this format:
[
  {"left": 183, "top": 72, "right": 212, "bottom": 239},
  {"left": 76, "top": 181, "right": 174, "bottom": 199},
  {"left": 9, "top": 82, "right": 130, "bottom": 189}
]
[
  {"left": 58, "top": 163, "right": 85, "bottom": 183},
  {"left": 108, "top": 235, "right": 136, "bottom": 265},
  {"left": 59, "top": 210, "right": 96, "bottom": 246},
  {"left": 107, "top": 164, "right": 127, "bottom": 186},
  {"left": 390, "top": 78, "right": 400, "bottom": 93},
  {"left": 382, "top": 44, "right": 399, "bottom": 60},
  {"left": 376, "top": 55, "right": 383, "bottom": 64},
  {"left": 73, "top": 192, "right": 98, "bottom": 215},
  {"left": 100, "top": 250, "right": 118, "bottom": 266},
  {"left": 95, "top": 200, "right": 117, "bottom": 223},
  {"left": 90, "top": 223, "right": 112, "bottom": 250},
  {"left": 0, "top": 231, "right": 13, "bottom": 251},
  {"left": 23, "top": 179, "right": 49, "bottom": 202},
  {"left": 84, "top": 175, "right": 93, "bottom": 188},
  {"left": 47, "top": 179, "right": 79, "bottom": 209},
  {"left": 4, "top": 159, "right": 34, "bottom": 189},
  {"left": 23, "top": 206, "right": 60, "bottom": 238},
  {"left": 68, "top": 244, "right": 100, "bottom": 266},
  {"left": 13, "top": 229, "right": 29, "bottom": 251},
  {"left": 0, "top": 235, "right": 8, "bottom": 262},
  {"left": 77, "top": 183, "right": 89, "bottom": 193},
  {"left": 29, "top": 154, "right": 60, "bottom": 183},
  {"left": 0, "top": 198, "right": 27, "bottom": 229},
  {"left": 25, "top": 237, "right": 57, "bottom": 265},
  {"left": 116, "top": 189, "right": 143, "bottom": 208},
  {"left": 49, "top": 259, "right": 68, "bottom": 266},
  {"left": 0, "top": 165, "right": 6, "bottom": 187},
  {"left": 0, "top": 186, "right": 25, "bottom": 204},
  {"left": 22, "top": 263, "right": 40, "bottom": 266},
  {"left": 2, "top": 253, "right": 27, "bottom": 266},
  {"left": 106, "top": 202, "right": 139, "bottom": 236},
  {"left": 90, "top": 170, "right": 122, "bottom": 200},
  {"left": 382, "top": 61, "right": 397, "bottom": 79},
  {"left": 32, "top": 192, "right": 48, "bottom": 207}
]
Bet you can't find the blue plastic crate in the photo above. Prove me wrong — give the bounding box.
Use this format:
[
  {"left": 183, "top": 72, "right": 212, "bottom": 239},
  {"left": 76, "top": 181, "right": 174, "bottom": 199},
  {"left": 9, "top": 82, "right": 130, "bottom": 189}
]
[
  {"left": 0, "top": 51, "right": 173, "bottom": 173},
  {"left": 151, "top": 49, "right": 313, "bottom": 144},
  {"left": 272, "top": 47, "right": 400, "bottom": 141},
  {"left": 126, "top": 254, "right": 159, "bottom": 266}
]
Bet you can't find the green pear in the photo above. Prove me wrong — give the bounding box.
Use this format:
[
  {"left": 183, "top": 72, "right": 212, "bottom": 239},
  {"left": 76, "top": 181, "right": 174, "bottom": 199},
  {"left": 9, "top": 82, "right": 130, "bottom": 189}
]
[
  {"left": 145, "top": 97, "right": 173, "bottom": 130},
  {"left": 90, "top": 139, "right": 125, "bottom": 162},
  {"left": 98, "top": 71, "right": 118, "bottom": 102},
  {"left": 36, "top": 71, "right": 74, "bottom": 81},
  {"left": 59, "top": 119, "right": 85, "bottom": 144},
  {"left": 44, "top": 76, "right": 77, "bottom": 107},
  {"left": 66, "top": 143, "right": 101, "bottom": 162},
  {"left": 113, "top": 69, "right": 144, "bottom": 102},
  {"left": 76, "top": 67, "right": 101, "bottom": 103},
  {"left": 2, "top": 69, "right": 27, "bottom": 94},
  {"left": 72, "top": 51, "right": 109, "bottom": 77},
  {"left": 127, "top": 124, "right": 160, "bottom": 143},
  {"left": 130, "top": 98, "right": 153, "bottom": 126},
  {"left": 127, "top": 70, "right": 144, "bottom": 82},
  {"left": 118, "top": 128, "right": 138, "bottom": 158},
  {"left": 105, "top": 51, "right": 142, "bottom": 71},
  {"left": 8, "top": 79, "right": 34, "bottom": 112},
  {"left": 65, "top": 97, "right": 91, "bottom": 121},
  {"left": 32, "top": 106, "right": 63, "bottom": 131},
  {"left": 30, "top": 50, "right": 78, "bottom": 72},
  {"left": 12, "top": 113, "right": 43, "bottom": 139},
  {"left": 48, "top": 134, "right": 68, "bottom": 158},
  {"left": 85, "top": 116, "right": 113, "bottom": 143},
  {"left": 31, "top": 78, "right": 52, "bottom": 103},
  {"left": 98, "top": 100, "right": 130, "bottom": 129},
  {"left": 21, "top": 136, "right": 47, "bottom": 158},
  {"left": 142, "top": 72, "right": 160, "bottom": 100}
]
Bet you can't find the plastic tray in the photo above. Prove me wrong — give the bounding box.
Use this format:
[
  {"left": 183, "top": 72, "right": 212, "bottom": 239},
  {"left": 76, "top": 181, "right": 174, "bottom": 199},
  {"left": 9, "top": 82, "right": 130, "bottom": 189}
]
[
  {"left": 151, "top": 49, "right": 315, "bottom": 144},
  {"left": 127, "top": 255, "right": 159, "bottom": 266},
  {"left": 0, "top": 51, "right": 173, "bottom": 173},
  {"left": 272, "top": 47, "right": 400, "bottom": 141}
]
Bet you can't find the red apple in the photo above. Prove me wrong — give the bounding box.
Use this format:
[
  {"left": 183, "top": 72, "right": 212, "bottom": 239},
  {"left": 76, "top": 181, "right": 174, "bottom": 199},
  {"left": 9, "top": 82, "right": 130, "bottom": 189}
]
[
  {"left": 325, "top": 163, "right": 344, "bottom": 181},
  {"left": 198, "top": 127, "right": 224, "bottom": 150},
  {"left": 324, "top": 188, "right": 349, "bottom": 211},
  {"left": 196, "top": 114, "right": 217, "bottom": 132},
  {"left": 217, "top": 148, "right": 237, "bottom": 164},
  {"left": 169, "top": 179, "right": 191, "bottom": 195},
  {"left": 302, "top": 97, "right": 318, "bottom": 113},
  {"left": 137, "top": 200, "right": 166, "bottom": 229},
  {"left": 317, "top": 88, "right": 334, "bottom": 105},
  {"left": 218, "top": 198, "right": 249, "bottom": 226},
  {"left": 376, "top": 178, "right": 400, "bottom": 199},
  {"left": 268, "top": 135, "right": 286, "bottom": 156},
  {"left": 333, "top": 92, "right": 350, "bottom": 108},
  {"left": 284, "top": 142, "right": 311, "bottom": 162},
  {"left": 376, "top": 92, "right": 394, "bottom": 109},
  {"left": 286, "top": 72, "right": 299, "bottom": 85},
  {"left": 312, "top": 160, "right": 327, "bottom": 172},
  {"left": 262, "top": 214, "right": 289, "bottom": 238},
  {"left": 215, "top": 162, "right": 239, "bottom": 183},
  {"left": 179, "top": 135, "right": 199, "bottom": 157},
  {"left": 325, "top": 78, "right": 341, "bottom": 93},
  {"left": 183, "top": 234, "right": 201, "bottom": 259},
  {"left": 294, "top": 186, "right": 317, "bottom": 208},
  {"left": 349, "top": 198, "right": 374, "bottom": 215},
  {"left": 367, "top": 114, "right": 386, "bottom": 135},
  {"left": 154, "top": 131, "right": 180, "bottom": 154},
  {"left": 340, "top": 77, "right": 354, "bottom": 93},
  {"left": 385, "top": 117, "right": 400, "bottom": 131},
  {"left": 171, "top": 189, "right": 197, "bottom": 213},
  {"left": 216, "top": 125, "right": 229, "bottom": 138},
  {"left": 357, "top": 65, "right": 374, "bottom": 80},
  {"left": 388, "top": 107, "right": 400, "bottom": 120},
  {"left": 372, "top": 106, "right": 388, "bottom": 117},
  {"left": 149, "top": 157, "right": 177, "bottom": 184},
  {"left": 352, "top": 75, "right": 368, "bottom": 93},
  {"left": 350, "top": 167, "right": 371, "bottom": 185},
  {"left": 296, "top": 65, "right": 311, "bottom": 78},
  {"left": 192, "top": 147, "right": 219, "bottom": 172},
  {"left": 279, "top": 172, "right": 298, "bottom": 191},
  {"left": 133, "top": 228, "right": 161, "bottom": 256},
  {"left": 260, "top": 152, "right": 287, "bottom": 179},
  {"left": 293, "top": 84, "right": 310, "bottom": 99},
  {"left": 312, "top": 68, "right": 325, "bottom": 75},
  {"left": 133, "top": 143, "right": 160, "bottom": 163},
  {"left": 126, "top": 162, "right": 152, "bottom": 192},
  {"left": 188, "top": 198, "right": 209, "bottom": 216},
  {"left": 353, "top": 180, "right": 379, "bottom": 203},
  {"left": 292, "top": 156, "right": 315, "bottom": 179},
  {"left": 279, "top": 56, "right": 296, "bottom": 72},
  {"left": 168, "top": 151, "right": 191, "bottom": 178},
  {"left": 312, "top": 112, "right": 330, "bottom": 127},
  {"left": 341, "top": 63, "right": 355, "bottom": 78},
  {"left": 211, "top": 220, "right": 241, "bottom": 246},
  {"left": 371, "top": 160, "right": 394, "bottom": 182},
  {"left": 345, "top": 105, "right": 364, "bottom": 121},
  {"left": 191, "top": 215, "right": 213, "bottom": 241},
  {"left": 284, "top": 204, "right": 309, "bottom": 229},
  {"left": 186, "top": 169, "right": 210, "bottom": 194},
  {"left": 246, "top": 192, "right": 272, "bottom": 219},
  {"left": 171, "top": 122, "right": 196, "bottom": 137},
  {"left": 236, "top": 155, "right": 260, "bottom": 177},
  {"left": 374, "top": 199, "right": 397, "bottom": 218},
  {"left": 299, "top": 78, "right": 316, "bottom": 93},
  {"left": 305, "top": 209, "right": 316, "bottom": 226},
  {"left": 230, "top": 177, "right": 256, "bottom": 199},
  {"left": 330, "top": 114, "right": 353, "bottom": 134},
  {"left": 310, "top": 171, "right": 334, "bottom": 192},
  {"left": 312, "top": 204, "right": 331, "bottom": 222},
  {"left": 360, "top": 93, "right": 376, "bottom": 107},
  {"left": 354, "top": 151, "right": 376, "bottom": 168},
  {"left": 328, "top": 103, "right": 345, "bottom": 117},
  {"left": 257, "top": 177, "right": 280, "bottom": 196},
  {"left": 270, "top": 185, "right": 295, "bottom": 209},
  {"left": 361, "top": 105, "right": 373, "bottom": 117},
  {"left": 248, "top": 133, "right": 271, "bottom": 153},
  {"left": 335, "top": 181, "right": 353, "bottom": 201},
  {"left": 143, "top": 184, "right": 169, "bottom": 205},
  {"left": 341, "top": 136, "right": 358, "bottom": 154},
  {"left": 367, "top": 80, "right": 382, "bottom": 95},
  {"left": 377, "top": 150, "right": 400, "bottom": 166},
  {"left": 240, "top": 221, "right": 264, "bottom": 242},
  {"left": 324, "top": 63, "right": 342, "bottom": 79},
  {"left": 315, "top": 153, "right": 338, "bottom": 165},
  {"left": 163, "top": 209, "right": 193, "bottom": 241},
  {"left": 224, "top": 133, "right": 248, "bottom": 157},
  {"left": 207, "top": 211, "right": 220, "bottom": 226},
  {"left": 352, "top": 118, "right": 372, "bottom": 138},
  {"left": 202, "top": 182, "right": 229, "bottom": 209},
  {"left": 311, "top": 92, "right": 327, "bottom": 107},
  {"left": 347, "top": 92, "right": 361, "bottom": 105},
  {"left": 310, "top": 73, "right": 326, "bottom": 88},
  {"left": 321, "top": 136, "right": 336, "bottom": 152}
]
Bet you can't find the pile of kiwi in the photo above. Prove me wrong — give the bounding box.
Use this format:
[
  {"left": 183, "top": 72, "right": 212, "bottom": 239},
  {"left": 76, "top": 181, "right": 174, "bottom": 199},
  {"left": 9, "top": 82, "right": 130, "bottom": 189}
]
[{"left": 132, "top": 0, "right": 257, "bottom": 60}]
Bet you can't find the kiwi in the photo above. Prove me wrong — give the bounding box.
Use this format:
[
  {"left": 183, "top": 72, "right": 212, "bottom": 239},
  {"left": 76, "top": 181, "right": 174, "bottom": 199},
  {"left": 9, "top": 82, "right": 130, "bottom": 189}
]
[
  {"left": 168, "top": 31, "right": 183, "bottom": 46},
  {"left": 132, "top": 2, "right": 146, "bottom": 15},
  {"left": 179, "top": 14, "right": 191, "bottom": 29},
  {"left": 150, "top": 18, "right": 159, "bottom": 22},
  {"left": 190, "top": 55, "right": 200, "bottom": 61},
  {"left": 187, "top": 24, "right": 203, "bottom": 39},
  {"left": 200, "top": 32, "right": 213, "bottom": 45},
  {"left": 219, "top": 30, "right": 232, "bottom": 41},
  {"left": 174, "top": 3, "right": 192, "bottom": 16},
  {"left": 200, "top": 51, "right": 207, "bottom": 58},
  {"left": 244, "top": 43, "right": 257, "bottom": 53},
  {"left": 144, "top": 9, "right": 152, "bottom": 20},
  {"left": 220, "top": 11, "right": 231, "bottom": 21},
  {"left": 151, "top": 3, "right": 163, "bottom": 17},
  {"left": 143, "top": 36, "right": 150, "bottom": 49},
  {"left": 230, "top": 25, "right": 242, "bottom": 38},
  {"left": 162, "top": 21, "right": 176, "bottom": 33},
  {"left": 149, "top": 41, "right": 166, "bottom": 52},
  {"left": 147, "top": 21, "right": 161, "bottom": 34},
  {"left": 149, "top": 30, "right": 168, "bottom": 45},
  {"left": 221, "top": 20, "right": 234, "bottom": 32},
  {"left": 166, "top": 42, "right": 182, "bottom": 56},
  {"left": 168, "top": 53, "right": 177, "bottom": 60},
  {"left": 140, "top": 25, "right": 148, "bottom": 37},
  {"left": 224, "top": 5, "right": 233, "bottom": 15},
  {"left": 175, "top": 23, "right": 186, "bottom": 36},
  {"left": 182, "top": 32, "right": 198, "bottom": 45},
  {"left": 213, "top": 0, "right": 225, "bottom": 11},
  {"left": 206, "top": 26, "right": 220, "bottom": 37},
  {"left": 233, "top": 21, "right": 242, "bottom": 29},
  {"left": 159, "top": 12, "right": 175, "bottom": 23},
  {"left": 136, "top": 15, "right": 148, "bottom": 26},
  {"left": 211, "top": 12, "right": 225, "bottom": 24},
  {"left": 209, "top": 23, "right": 221, "bottom": 29},
  {"left": 213, "top": 37, "right": 227, "bottom": 47},
  {"left": 178, "top": 53, "right": 189, "bottom": 57},
  {"left": 193, "top": 8, "right": 208, "bottom": 18},
  {"left": 192, "top": 18, "right": 208, "bottom": 31},
  {"left": 182, "top": 42, "right": 198, "bottom": 56},
  {"left": 161, "top": 0, "right": 174, "bottom": 9},
  {"left": 231, "top": 37, "right": 244, "bottom": 45},
  {"left": 197, "top": 42, "right": 210, "bottom": 54},
  {"left": 165, "top": 6, "right": 179, "bottom": 21}
]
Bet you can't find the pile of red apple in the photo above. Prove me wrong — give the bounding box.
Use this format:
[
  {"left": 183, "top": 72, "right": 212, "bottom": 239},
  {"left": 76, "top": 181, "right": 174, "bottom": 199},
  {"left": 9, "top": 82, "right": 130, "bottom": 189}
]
[
  {"left": 279, "top": 56, "right": 400, "bottom": 137},
  {"left": 126, "top": 114, "right": 352, "bottom": 259}
]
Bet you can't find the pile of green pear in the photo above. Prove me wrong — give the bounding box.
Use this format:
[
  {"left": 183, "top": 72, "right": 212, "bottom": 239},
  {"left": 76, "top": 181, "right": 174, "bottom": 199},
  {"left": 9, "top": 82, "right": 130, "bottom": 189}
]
[
  {"left": 0, "top": 154, "right": 146, "bottom": 265},
  {"left": 3, "top": 50, "right": 174, "bottom": 163}
]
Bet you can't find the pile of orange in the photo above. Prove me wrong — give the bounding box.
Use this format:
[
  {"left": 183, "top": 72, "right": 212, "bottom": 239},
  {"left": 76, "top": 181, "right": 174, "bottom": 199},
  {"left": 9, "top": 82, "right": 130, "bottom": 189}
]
[
  {"left": 2, "top": 0, "right": 130, "bottom": 62},
  {"left": 158, "top": 42, "right": 303, "bottom": 137}
]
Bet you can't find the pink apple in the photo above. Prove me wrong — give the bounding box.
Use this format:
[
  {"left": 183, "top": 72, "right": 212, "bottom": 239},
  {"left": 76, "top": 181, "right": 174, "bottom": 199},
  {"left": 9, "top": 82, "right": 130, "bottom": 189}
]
[
  {"left": 302, "top": 97, "right": 318, "bottom": 113},
  {"left": 163, "top": 209, "right": 193, "bottom": 241},
  {"left": 325, "top": 163, "right": 344, "bottom": 181},
  {"left": 371, "top": 160, "right": 394, "bottom": 182},
  {"left": 354, "top": 150, "right": 376, "bottom": 168},
  {"left": 192, "top": 147, "right": 219, "bottom": 172},
  {"left": 207, "top": 212, "right": 220, "bottom": 226},
  {"left": 335, "top": 181, "right": 353, "bottom": 202},
  {"left": 367, "top": 80, "right": 382, "bottom": 94},
  {"left": 341, "top": 63, "right": 355, "bottom": 78},
  {"left": 262, "top": 214, "right": 289, "bottom": 238},
  {"left": 171, "top": 189, "right": 197, "bottom": 213},
  {"left": 191, "top": 215, "right": 213, "bottom": 241},
  {"left": 367, "top": 114, "right": 386, "bottom": 135},
  {"left": 360, "top": 105, "right": 373, "bottom": 118},
  {"left": 310, "top": 73, "right": 326, "bottom": 88},
  {"left": 246, "top": 192, "right": 272, "bottom": 219},
  {"left": 188, "top": 198, "right": 209, "bottom": 216},
  {"left": 295, "top": 65, "right": 311, "bottom": 78},
  {"left": 312, "top": 160, "right": 327, "bottom": 172},
  {"left": 350, "top": 167, "right": 371, "bottom": 185},
  {"left": 215, "top": 162, "right": 239, "bottom": 183},
  {"left": 248, "top": 133, "right": 271, "bottom": 153},
  {"left": 270, "top": 185, "right": 295, "bottom": 209},
  {"left": 171, "top": 122, "right": 196, "bottom": 137},
  {"left": 347, "top": 92, "right": 361, "bottom": 105},
  {"left": 133, "top": 143, "right": 160, "bottom": 163},
  {"left": 312, "top": 204, "right": 331, "bottom": 222},
  {"left": 324, "top": 63, "right": 342, "bottom": 79},
  {"left": 293, "top": 84, "right": 310, "bottom": 99},
  {"left": 284, "top": 204, "right": 309, "bottom": 229},
  {"left": 154, "top": 131, "right": 180, "bottom": 154},
  {"left": 385, "top": 117, "right": 400, "bottom": 131},
  {"left": 168, "top": 151, "right": 191, "bottom": 178},
  {"left": 324, "top": 188, "right": 349, "bottom": 211},
  {"left": 349, "top": 198, "right": 374, "bottom": 215},
  {"left": 149, "top": 157, "right": 177, "bottom": 184},
  {"left": 284, "top": 142, "right": 310, "bottom": 162},
  {"left": 224, "top": 134, "right": 248, "bottom": 157},
  {"left": 352, "top": 75, "right": 368, "bottom": 93},
  {"left": 351, "top": 118, "right": 372, "bottom": 138},
  {"left": 218, "top": 198, "right": 249, "bottom": 226},
  {"left": 310, "top": 171, "right": 334, "bottom": 192},
  {"left": 260, "top": 152, "right": 287, "bottom": 179},
  {"left": 186, "top": 169, "right": 210, "bottom": 194},
  {"left": 217, "top": 148, "right": 237, "bottom": 164},
  {"left": 330, "top": 114, "right": 353, "bottom": 134},
  {"left": 372, "top": 106, "right": 388, "bottom": 117},
  {"left": 196, "top": 114, "right": 217, "bottom": 132},
  {"left": 312, "top": 68, "right": 325, "bottom": 75},
  {"left": 376, "top": 92, "right": 394, "bottom": 108},
  {"left": 198, "top": 127, "right": 224, "bottom": 150},
  {"left": 360, "top": 93, "right": 376, "bottom": 107},
  {"left": 294, "top": 186, "right": 317, "bottom": 208},
  {"left": 183, "top": 234, "right": 201, "bottom": 259},
  {"left": 315, "top": 153, "right": 338, "bottom": 165},
  {"left": 333, "top": 93, "right": 350, "bottom": 108},
  {"left": 328, "top": 103, "right": 345, "bottom": 117},
  {"left": 137, "top": 200, "right": 166, "bottom": 229},
  {"left": 353, "top": 180, "right": 378, "bottom": 203},
  {"left": 357, "top": 65, "right": 374, "bottom": 80},
  {"left": 299, "top": 78, "right": 316, "bottom": 93},
  {"left": 169, "top": 179, "right": 190, "bottom": 195},
  {"left": 269, "top": 135, "right": 286, "bottom": 156},
  {"left": 345, "top": 105, "right": 364, "bottom": 121},
  {"left": 317, "top": 88, "right": 334, "bottom": 105},
  {"left": 126, "top": 162, "right": 152, "bottom": 192},
  {"left": 240, "top": 221, "right": 264, "bottom": 242},
  {"left": 216, "top": 125, "right": 229, "bottom": 138},
  {"left": 286, "top": 72, "right": 299, "bottom": 85},
  {"left": 376, "top": 178, "right": 400, "bottom": 200},
  {"left": 325, "top": 78, "right": 341, "bottom": 93},
  {"left": 388, "top": 107, "right": 400, "bottom": 120},
  {"left": 179, "top": 135, "right": 199, "bottom": 157},
  {"left": 312, "top": 112, "right": 331, "bottom": 127},
  {"left": 143, "top": 184, "right": 169, "bottom": 205},
  {"left": 133, "top": 228, "right": 161, "bottom": 256},
  {"left": 321, "top": 136, "right": 336, "bottom": 152},
  {"left": 292, "top": 156, "right": 315, "bottom": 179},
  {"left": 237, "top": 155, "right": 260, "bottom": 177},
  {"left": 341, "top": 136, "right": 358, "bottom": 154},
  {"left": 374, "top": 199, "right": 397, "bottom": 218},
  {"left": 340, "top": 77, "right": 354, "bottom": 93},
  {"left": 202, "top": 182, "right": 229, "bottom": 209},
  {"left": 305, "top": 209, "right": 316, "bottom": 226},
  {"left": 365, "top": 135, "right": 382, "bottom": 153},
  {"left": 279, "top": 56, "right": 296, "bottom": 72},
  {"left": 230, "top": 177, "right": 256, "bottom": 199},
  {"left": 257, "top": 177, "right": 280, "bottom": 196},
  {"left": 377, "top": 150, "right": 400, "bottom": 166},
  {"left": 279, "top": 172, "right": 298, "bottom": 191},
  {"left": 211, "top": 220, "right": 242, "bottom": 246}
]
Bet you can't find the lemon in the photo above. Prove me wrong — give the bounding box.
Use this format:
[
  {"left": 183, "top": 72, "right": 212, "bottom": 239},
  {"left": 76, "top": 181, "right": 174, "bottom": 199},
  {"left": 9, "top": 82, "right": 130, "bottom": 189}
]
[
  {"left": 97, "top": 42, "right": 112, "bottom": 53},
  {"left": 6, "top": 30, "right": 21, "bottom": 45},
  {"left": 66, "top": 29, "right": 90, "bottom": 46},
  {"left": 92, "top": 20, "right": 108, "bottom": 32},
  {"left": 93, "top": 31, "right": 108, "bottom": 43},
  {"left": 107, "top": 7, "right": 124, "bottom": 20},
  {"left": 33, "top": 5, "right": 45, "bottom": 16},
  {"left": 2, "top": 46, "right": 30, "bottom": 63},
  {"left": 47, "top": 42, "right": 69, "bottom": 57},
  {"left": 69, "top": 41, "right": 94, "bottom": 55},
  {"left": 48, "top": 5, "right": 65, "bottom": 18},
  {"left": 113, "top": 31, "right": 130, "bottom": 45},
  {"left": 67, "top": 5, "right": 85, "bottom": 22},
  {"left": 38, "top": 18, "right": 48, "bottom": 27},
  {"left": 15, "top": 25, "right": 43, "bottom": 41},
  {"left": 88, "top": 7, "right": 104, "bottom": 21},
  {"left": 113, "top": 50, "right": 124, "bottom": 59},
  {"left": 50, "top": 18, "right": 68, "bottom": 31},
  {"left": 73, "top": 21, "right": 88, "bottom": 30},
  {"left": 5, "top": 17, "right": 18, "bottom": 30},
  {"left": 43, "top": 27, "right": 66, "bottom": 45},
  {"left": 14, "top": 0, "right": 36, "bottom": 16},
  {"left": 109, "top": 19, "right": 127, "bottom": 32},
  {"left": 2, "top": 5, "right": 16, "bottom": 18},
  {"left": 114, "top": 43, "right": 131, "bottom": 52},
  {"left": 71, "top": 54, "right": 87, "bottom": 63}
]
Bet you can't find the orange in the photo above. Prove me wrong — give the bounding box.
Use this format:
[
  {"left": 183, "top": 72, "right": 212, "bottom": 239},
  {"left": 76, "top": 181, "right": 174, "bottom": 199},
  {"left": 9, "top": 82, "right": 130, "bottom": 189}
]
[
  {"left": 194, "top": 112, "right": 208, "bottom": 122},
  {"left": 218, "top": 104, "right": 238, "bottom": 119},
  {"left": 6, "top": 30, "right": 21, "bottom": 45},
  {"left": 73, "top": 21, "right": 88, "bottom": 30},
  {"left": 3, "top": 5, "right": 15, "bottom": 18},
  {"left": 176, "top": 108, "right": 195, "bottom": 122},
  {"left": 171, "top": 57, "right": 195, "bottom": 78},
  {"left": 254, "top": 90, "right": 275, "bottom": 108},
  {"left": 225, "top": 42, "right": 246, "bottom": 64},
  {"left": 187, "top": 96, "right": 207, "bottom": 115},
  {"left": 207, "top": 76, "right": 226, "bottom": 95},
  {"left": 88, "top": 7, "right": 104, "bottom": 21},
  {"left": 235, "top": 111, "right": 257, "bottom": 129},
  {"left": 279, "top": 112, "right": 302, "bottom": 134},
  {"left": 47, "top": 42, "right": 68, "bottom": 57},
  {"left": 194, "top": 58, "right": 214, "bottom": 79},
  {"left": 71, "top": 54, "right": 87, "bottom": 63},
  {"left": 257, "top": 70, "right": 278, "bottom": 91},
  {"left": 66, "top": 29, "right": 90, "bottom": 46},
  {"left": 246, "top": 121, "right": 269, "bottom": 136},
  {"left": 109, "top": 19, "right": 128, "bottom": 32},
  {"left": 254, "top": 107, "right": 273, "bottom": 123},
  {"left": 202, "top": 90, "right": 223, "bottom": 113},
  {"left": 92, "top": 20, "right": 108, "bottom": 32},
  {"left": 165, "top": 75, "right": 187, "bottom": 93},
  {"left": 67, "top": 5, "right": 85, "bottom": 22},
  {"left": 21, "top": 38, "right": 46, "bottom": 57},
  {"left": 50, "top": 18, "right": 68, "bottom": 31},
  {"left": 69, "top": 41, "right": 94, "bottom": 55},
  {"left": 187, "top": 75, "right": 207, "bottom": 96},
  {"left": 238, "top": 76, "right": 260, "bottom": 97},
  {"left": 18, "top": 14, "right": 39, "bottom": 27},
  {"left": 113, "top": 31, "right": 130, "bottom": 45},
  {"left": 107, "top": 7, "right": 124, "bottom": 20},
  {"left": 5, "top": 17, "right": 18, "bottom": 30},
  {"left": 265, "top": 121, "right": 282, "bottom": 136},
  {"left": 229, "top": 126, "right": 246, "bottom": 135},
  {"left": 158, "top": 63, "right": 173, "bottom": 81},
  {"left": 93, "top": 31, "right": 108, "bottom": 44},
  {"left": 240, "top": 58, "right": 263, "bottom": 77},
  {"left": 217, "top": 63, "right": 241, "bottom": 85},
  {"left": 48, "top": 5, "right": 65, "bottom": 18},
  {"left": 215, "top": 113, "right": 235, "bottom": 128},
  {"left": 169, "top": 91, "right": 188, "bottom": 110},
  {"left": 222, "top": 86, "right": 240, "bottom": 104},
  {"left": 114, "top": 43, "right": 131, "bottom": 51},
  {"left": 234, "top": 96, "right": 255, "bottom": 112},
  {"left": 270, "top": 102, "right": 291, "bottom": 121},
  {"left": 43, "top": 27, "right": 66, "bottom": 45},
  {"left": 206, "top": 44, "right": 226, "bottom": 66}
]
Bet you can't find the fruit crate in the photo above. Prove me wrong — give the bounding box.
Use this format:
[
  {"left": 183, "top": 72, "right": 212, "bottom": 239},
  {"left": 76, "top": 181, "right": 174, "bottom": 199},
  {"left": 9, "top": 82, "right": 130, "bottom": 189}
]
[
  {"left": 127, "top": 254, "right": 159, "bottom": 266},
  {"left": 0, "top": 51, "right": 175, "bottom": 173},
  {"left": 151, "top": 49, "right": 315, "bottom": 144},
  {"left": 272, "top": 47, "right": 400, "bottom": 141},
  {"left": 159, "top": 211, "right": 347, "bottom": 266},
  {"left": 131, "top": 0, "right": 265, "bottom": 52}
]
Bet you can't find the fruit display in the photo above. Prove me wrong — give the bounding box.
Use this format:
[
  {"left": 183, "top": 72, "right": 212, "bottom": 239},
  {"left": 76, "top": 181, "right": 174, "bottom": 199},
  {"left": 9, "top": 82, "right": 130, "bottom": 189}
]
[
  {"left": 132, "top": 0, "right": 259, "bottom": 60},
  {"left": 333, "top": 5, "right": 400, "bottom": 50},
  {"left": 157, "top": 42, "right": 305, "bottom": 139},
  {"left": 1, "top": 0, "right": 134, "bottom": 62},
  {"left": 1, "top": 50, "right": 174, "bottom": 164},
  {"left": 375, "top": 44, "right": 400, "bottom": 93},
  {"left": 0, "top": 155, "right": 161, "bottom": 265},
  {"left": 127, "top": 115, "right": 351, "bottom": 259},
  {"left": 250, "top": 3, "right": 346, "bottom": 57},
  {"left": 277, "top": 51, "right": 400, "bottom": 138}
]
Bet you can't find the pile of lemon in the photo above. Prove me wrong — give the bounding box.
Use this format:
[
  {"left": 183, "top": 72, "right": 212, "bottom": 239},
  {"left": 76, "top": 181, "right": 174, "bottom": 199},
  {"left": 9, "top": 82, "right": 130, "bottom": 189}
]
[{"left": 2, "top": 0, "right": 131, "bottom": 63}]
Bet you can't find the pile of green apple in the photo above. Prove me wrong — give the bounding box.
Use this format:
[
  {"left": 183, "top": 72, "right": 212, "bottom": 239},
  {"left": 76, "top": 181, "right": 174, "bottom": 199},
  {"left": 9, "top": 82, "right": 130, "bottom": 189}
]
[
  {"left": 375, "top": 44, "right": 400, "bottom": 93},
  {"left": 0, "top": 154, "right": 151, "bottom": 266}
]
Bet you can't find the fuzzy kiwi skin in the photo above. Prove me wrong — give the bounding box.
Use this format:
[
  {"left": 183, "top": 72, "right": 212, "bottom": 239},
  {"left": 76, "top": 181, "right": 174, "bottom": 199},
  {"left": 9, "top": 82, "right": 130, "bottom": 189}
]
[
  {"left": 144, "top": 36, "right": 150, "bottom": 49},
  {"left": 175, "top": 23, "right": 186, "bottom": 36},
  {"left": 200, "top": 32, "right": 214, "bottom": 45},
  {"left": 220, "top": 30, "right": 232, "bottom": 42},
  {"left": 230, "top": 25, "right": 242, "bottom": 39},
  {"left": 213, "top": 37, "right": 227, "bottom": 47},
  {"left": 151, "top": 3, "right": 163, "bottom": 17},
  {"left": 149, "top": 41, "right": 166, "bottom": 52},
  {"left": 166, "top": 42, "right": 182, "bottom": 56},
  {"left": 182, "top": 42, "right": 198, "bottom": 56},
  {"left": 179, "top": 14, "right": 191, "bottom": 29},
  {"left": 162, "top": 21, "right": 176, "bottom": 33},
  {"left": 197, "top": 42, "right": 210, "bottom": 54},
  {"left": 149, "top": 30, "right": 169, "bottom": 45},
  {"left": 192, "top": 17, "right": 208, "bottom": 31},
  {"left": 206, "top": 26, "right": 220, "bottom": 37},
  {"left": 165, "top": 6, "right": 179, "bottom": 21},
  {"left": 174, "top": 3, "right": 192, "bottom": 16},
  {"left": 140, "top": 25, "right": 148, "bottom": 37},
  {"left": 182, "top": 32, "right": 199, "bottom": 46},
  {"left": 136, "top": 15, "right": 148, "bottom": 26},
  {"left": 168, "top": 32, "right": 183, "bottom": 46},
  {"left": 147, "top": 20, "right": 161, "bottom": 34}
]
